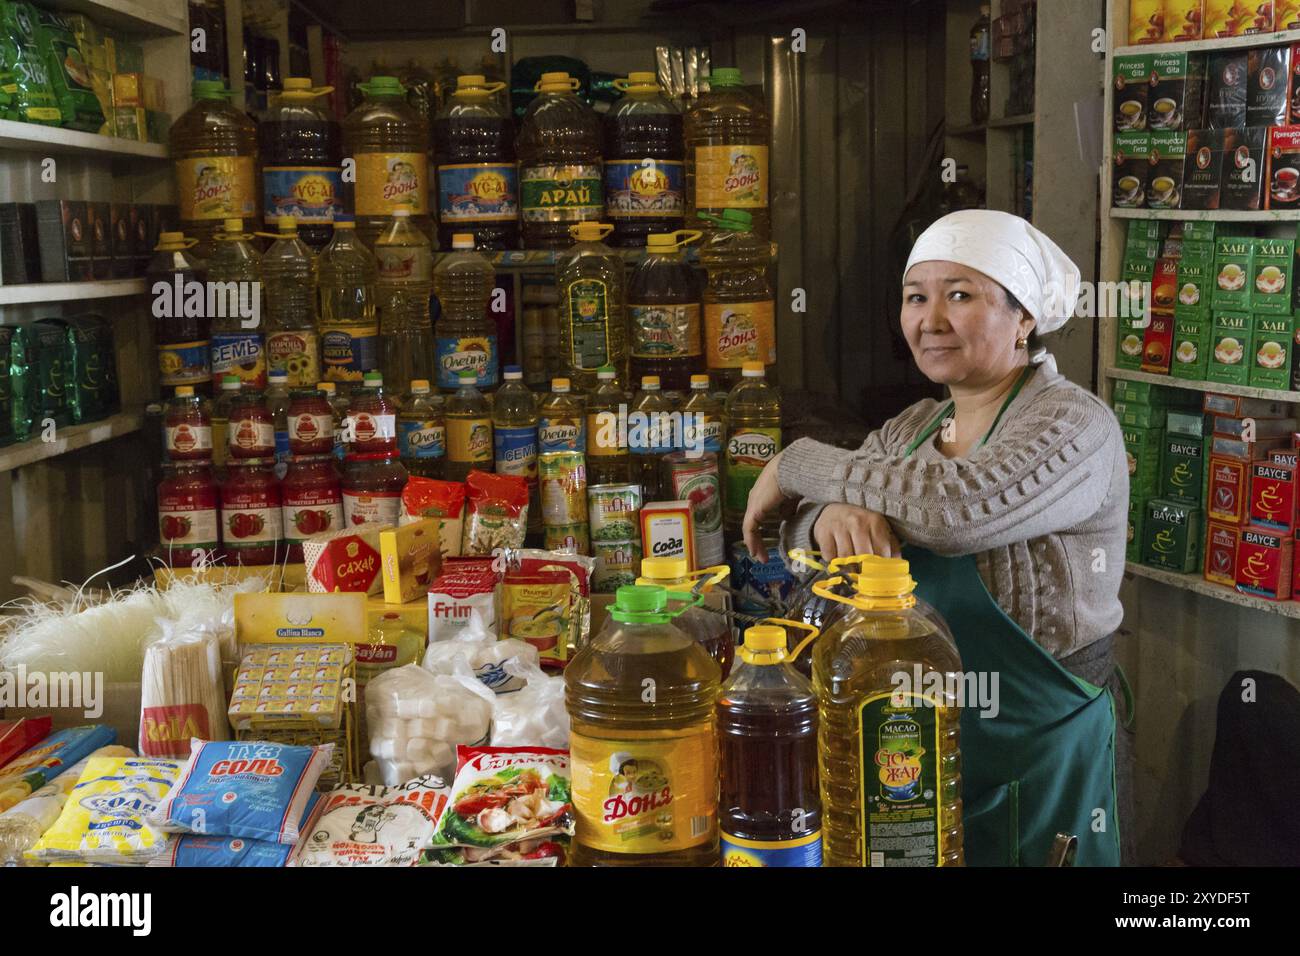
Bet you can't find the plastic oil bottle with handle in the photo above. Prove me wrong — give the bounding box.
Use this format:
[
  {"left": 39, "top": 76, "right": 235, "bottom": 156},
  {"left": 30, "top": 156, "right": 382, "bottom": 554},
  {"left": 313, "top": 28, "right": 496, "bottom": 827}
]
[
  {"left": 813, "top": 557, "right": 964, "bottom": 867},
  {"left": 555, "top": 222, "right": 626, "bottom": 391},
  {"left": 566, "top": 584, "right": 721, "bottom": 866}
]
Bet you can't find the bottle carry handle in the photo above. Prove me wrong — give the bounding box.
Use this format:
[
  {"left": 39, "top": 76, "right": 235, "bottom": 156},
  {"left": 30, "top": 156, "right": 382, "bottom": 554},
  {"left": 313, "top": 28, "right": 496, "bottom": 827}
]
[
  {"left": 759, "top": 617, "right": 820, "bottom": 662},
  {"left": 787, "top": 548, "right": 825, "bottom": 573},
  {"left": 660, "top": 229, "right": 703, "bottom": 250},
  {"left": 664, "top": 589, "right": 705, "bottom": 617},
  {"left": 686, "top": 563, "right": 730, "bottom": 592},
  {"left": 534, "top": 77, "right": 582, "bottom": 92},
  {"left": 568, "top": 222, "right": 614, "bottom": 241},
  {"left": 812, "top": 576, "right": 861, "bottom": 608},
  {"left": 470, "top": 81, "right": 507, "bottom": 95}
]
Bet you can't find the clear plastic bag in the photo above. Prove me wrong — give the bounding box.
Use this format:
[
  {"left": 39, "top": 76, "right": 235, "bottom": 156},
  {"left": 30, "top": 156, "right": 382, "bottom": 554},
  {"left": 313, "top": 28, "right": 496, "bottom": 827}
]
[
  {"left": 422, "top": 608, "right": 538, "bottom": 694},
  {"left": 489, "top": 657, "right": 570, "bottom": 750}
]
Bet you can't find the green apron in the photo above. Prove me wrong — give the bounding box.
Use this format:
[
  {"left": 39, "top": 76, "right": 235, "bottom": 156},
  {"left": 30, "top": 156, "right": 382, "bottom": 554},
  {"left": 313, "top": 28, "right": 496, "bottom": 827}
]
[{"left": 901, "top": 366, "right": 1121, "bottom": 866}]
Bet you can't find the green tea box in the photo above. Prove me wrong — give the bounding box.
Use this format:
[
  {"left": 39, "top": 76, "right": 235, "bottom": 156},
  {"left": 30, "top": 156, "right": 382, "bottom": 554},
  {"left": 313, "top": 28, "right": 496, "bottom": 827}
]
[
  {"left": 1206, "top": 311, "right": 1253, "bottom": 385},
  {"left": 1211, "top": 236, "right": 1254, "bottom": 311},
  {"left": 1115, "top": 317, "right": 1148, "bottom": 370},
  {"left": 1174, "top": 254, "right": 1213, "bottom": 318},
  {"left": 1248, "top": 312, "right": 1295, "bottom": 390},
  {"left": 1126, "top": 218, "right": 1166, "bottom": 243},
  {"left": 1161, "top": 432, "right": 1206, "bottom": 503},
  {"left": 1142, "top": 498, "right": 1203, "bottom": 572},
  {"left": 1249, "top": 237, "right": 1295, "bottom": 314},
  {"left": 1170, "top": 313, "right": 1211, "bottom": 380},
  {"left": 1183, "top": 220, "right": 1217, "bottom": 243},
  {"left": 1113, "top": 379, "right": 1173, "bottom": 405},
  {"left": 1166, "top": 409, "right": 1206, "bottom": 439},
  {"left": 1113, "top": 400, "right": 1163, "bottom": 429},
  {"left": 1124, "top": 424, "right": 1166, "bottom": 497}
]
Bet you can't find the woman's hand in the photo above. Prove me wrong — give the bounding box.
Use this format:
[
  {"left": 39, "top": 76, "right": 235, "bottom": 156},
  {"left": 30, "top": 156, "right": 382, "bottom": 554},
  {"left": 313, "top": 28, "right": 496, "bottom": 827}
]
[
  {"left": 742, "top": 452, "right": 797, "bottom": 558},
  {"left": 813, "top": 504, "right": 902, "bottom": 560}
]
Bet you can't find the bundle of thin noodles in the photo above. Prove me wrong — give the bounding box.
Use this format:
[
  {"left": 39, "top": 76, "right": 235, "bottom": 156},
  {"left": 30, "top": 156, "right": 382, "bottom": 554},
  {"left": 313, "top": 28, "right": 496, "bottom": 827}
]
[{"left": 139, "top": 622, "right": 230, "bottom": 758}]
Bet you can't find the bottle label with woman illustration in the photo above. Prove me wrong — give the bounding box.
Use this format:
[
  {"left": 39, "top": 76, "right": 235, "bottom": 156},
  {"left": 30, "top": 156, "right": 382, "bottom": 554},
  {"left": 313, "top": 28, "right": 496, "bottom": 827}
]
[
  {"left": 354, "top": 153, "right": 427, "bottom": 216},
  {"left": 176, "top": 157, "right": 257, "bottom": 221},
  {"left": 694, "top": 145, "right": 769, "bottom": 209}
]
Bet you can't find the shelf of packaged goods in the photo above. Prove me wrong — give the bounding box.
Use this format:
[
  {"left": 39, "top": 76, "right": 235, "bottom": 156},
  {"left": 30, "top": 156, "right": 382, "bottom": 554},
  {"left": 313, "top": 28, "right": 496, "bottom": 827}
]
[
  {"left": 42, "top": 0, "right": 189, "bottom": 36},
  {"left": 0, "top": 119, "right": 168, "bottom": 159},
  {"left": 1114, "top": 29, "right": 1300, "bottom": 57},
  {"left": 1104, "top": 366, "right": 1300, "bottom": 403},
  {"left": 441, "top": 244, "right": 777, "bottom": 269},
  {"left": 988, "top": 113, "right": 1034, "bottom": 128},
  {"left": 0, "top": 279, "right": 147, "bottom": 306},
  {"left": 1109, "top": 207, "right": 1300, "bottom": 221},
  {"left": 0, "top": 409, "right": 144, "bottom": 473},
  {"left": 1125, "top": 561, "right": 1300, "bottom": 618}
]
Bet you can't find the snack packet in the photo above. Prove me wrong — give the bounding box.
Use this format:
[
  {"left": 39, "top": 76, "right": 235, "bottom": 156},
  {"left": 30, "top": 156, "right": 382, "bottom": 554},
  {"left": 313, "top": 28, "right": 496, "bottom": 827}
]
[
  {"left": 431, "top": 746, "right": 572, "bottom": 853},
  {"left": 0, "top": 724, "right": 116, "bottom": 811},
  {"left": 423, "top": 835, "right": 568, "bottom": 866},
  {"left": 26, "top": 756, "right": 181, "bottom": 864},
  {"left": 462, "top": 470, "right": 530, "bottom": 555},
  {"left": 295, "top": 774, "right": 450, "bottom": 866},
  {"left": 502, "top": 547, "right": 595, "bottom": 652},
  {"left": 150, "top": 739, "right": 333, "bottom": 844},
  {"left": 0, "top": 716, "right": 52, "bottom": 769},
  {"left": 0, "top": 1, "right": 60, "bottom": 125},
  {"left": 401, "top": 477, "right": 466, "bottom": 557}
]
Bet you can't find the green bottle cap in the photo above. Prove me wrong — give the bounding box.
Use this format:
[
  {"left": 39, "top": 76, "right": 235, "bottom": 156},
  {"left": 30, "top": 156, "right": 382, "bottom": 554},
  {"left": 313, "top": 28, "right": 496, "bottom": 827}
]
[
  {"left": 698, "top": 208, "right": 753, "bottom": 231},
  {"left": 192, "top": 80, "right": 231, "bottom": 99},
  {"left": 709, "top": 67, "right": 743, "bottom": 87},
  {"left": 609, "top": 585, "right": 669, "bottom": 623},
  {"left": 365, "top": 76, "right": 405, "bottom": 95},
  {"left": 363, "top": 371, "right": 383, "bottom": 385}
]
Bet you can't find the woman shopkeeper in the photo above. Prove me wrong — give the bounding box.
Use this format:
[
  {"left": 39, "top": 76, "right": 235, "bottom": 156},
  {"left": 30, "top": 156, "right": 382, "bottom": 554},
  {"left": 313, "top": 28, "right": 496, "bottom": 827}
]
[{"left": 744, "top": 210, "right": 1133, "bottom": 867}]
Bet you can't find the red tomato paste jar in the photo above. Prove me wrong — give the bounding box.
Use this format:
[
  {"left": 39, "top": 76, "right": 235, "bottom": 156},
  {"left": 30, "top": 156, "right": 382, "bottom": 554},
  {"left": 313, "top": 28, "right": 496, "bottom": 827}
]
[
  {"left": 288, "top": 387, "right": 335, "bottom": 456},
  {"left": 221, "top": 459, "right": 283, "bottom": 564},
  {"left": 342, "top": 451, "right": 408, "bottom": 527},
  {"left": 227, "top": 390, "right": 276, "bottom": 459},
  {"left": 158, "top": 462, "right": 219, "bottom": 566},
  {"left": 282, "top": 454, "right": 344, "bottom": 560},
  {"left": 164, "top": 386, "right": 213, "bottom": 462},
  {"left": 347, "top": 371, "right": 398, "bottom": 454}
]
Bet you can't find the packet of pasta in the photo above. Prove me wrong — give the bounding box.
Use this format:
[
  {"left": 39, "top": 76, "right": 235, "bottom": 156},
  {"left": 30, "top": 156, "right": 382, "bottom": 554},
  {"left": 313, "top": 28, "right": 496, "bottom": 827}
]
[
  {"left": 401, "top": 477, "right": 467, "bottom": 557},
  {"left": 462, "top": 471, "right": 530, "bottom": 556}
]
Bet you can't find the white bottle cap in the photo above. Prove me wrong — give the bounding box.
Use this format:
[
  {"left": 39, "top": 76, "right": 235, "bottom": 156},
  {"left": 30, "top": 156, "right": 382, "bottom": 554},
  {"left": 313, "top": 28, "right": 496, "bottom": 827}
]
[
  {"left": 504, "top": 369, "right": 522, "bottom": 380},
  {"left": 393, "top": 208, "right": 411, "bottom": 218}
]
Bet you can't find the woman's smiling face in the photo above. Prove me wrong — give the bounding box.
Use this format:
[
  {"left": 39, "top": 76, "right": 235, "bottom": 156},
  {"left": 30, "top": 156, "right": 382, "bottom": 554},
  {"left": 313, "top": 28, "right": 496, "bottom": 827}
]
[{"left": 901, "top": 260, "right": 1033, "bottom": 388}]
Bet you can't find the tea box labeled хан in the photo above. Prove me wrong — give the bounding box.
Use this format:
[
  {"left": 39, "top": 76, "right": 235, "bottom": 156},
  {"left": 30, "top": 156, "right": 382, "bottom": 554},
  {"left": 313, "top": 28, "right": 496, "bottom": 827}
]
[
  {"left": 1249, "top": 237, "right": 1295, "bottom": 313},
  {"left": 1174, "top": 253, "right": 1214, "bottom": 318},
  {"left": 1170, "top": 314, "right": 1210, "bottom": 380},
  {"left": 1235, "top": 525, "right": 1294, "bottom": 600},
  {"left": 1206, "top": 311, "right": 1253, "bottom": 385},
  {"left": 1211, "top": 236, "right": 1254, "bottom": 311},
  {"left": 1124, "top": 424, "right": 1166, "bottom": 497},
  {"left": 1249, "top": 313, "right": 1295, "bottom": 390},
  {"left": 1142, "top": 498, "right": 1204, "bottom": 573}
]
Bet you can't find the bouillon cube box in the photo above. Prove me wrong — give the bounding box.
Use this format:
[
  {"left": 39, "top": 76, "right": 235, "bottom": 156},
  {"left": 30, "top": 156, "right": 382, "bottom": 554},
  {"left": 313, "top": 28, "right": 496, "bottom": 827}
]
[
  {"left": 1249, "top": 459, "right": 1297, "bottom": 530},
  {"left": 1181, "top": 130, "right": 1225, "bottom": 209},
  {"left": 1170, "top": 315, "right": 1211, "bottom": 380},
  {"left": 1249, "top": 313, "right": 1295, "bottom": 389},
  {"left": 1113, "top": 131, "right": 1151, "bottom": 208},
  {"left": 1114, "top": 55, "right": 1152, "bottom": 131},
  {"left": 1162, "top": 433, "right": 1207, "bottom": 502},
  {"left": 1247, "top": 46, "right": 1292, "bottom": 129},
  {"left": 1151, "top": 52, "right": 1207, "bottom": 132},
  {"left": 1147, "top": 131, "right": 1187, "bottom": 209},
  {"left": 1249, "top": 237, "right": 1295, "bottom": 312},
  {"left": 1211, "top": 237, "right": 1254, "bottom": 310},
  {"left": 1220, "top": 127, "right": 1268, "bottom": 209},
  {"left": 1124, "top": 424, "right": 1166, "bottom": 496},
  {"left": 1141, "top": 313, "right": 1175, "bottom": 372},
  {"left": 1207, "top": 51, "right": 1248, "bottom": 128},
  {"left": 1235, "top": 525, "right": 1294, "bottom": 600},
  {"left": 1175, "top": 254, "right": 1213, "bottom": 316},
  {"left": 1208, "top": 455, "right": 1250, "bottom": 522},
  {"left": 1266, "top": 125, "right": 1300, "bottom": 209},
  {"left": 1205, "top": 521, "right": 1241, "bottom": 585},
  {"left": 1164, "top": 0, "right": 1205, "bottom": 41},
  {"left": 1143, "top": 498, "right": 1203, "bottom": 572},
  {"left": 1129, "top": 0, "right": 1165, "bottom": 43},
  {"left": 1207, "top": 311, "right": 1253, "bottom": 385}
]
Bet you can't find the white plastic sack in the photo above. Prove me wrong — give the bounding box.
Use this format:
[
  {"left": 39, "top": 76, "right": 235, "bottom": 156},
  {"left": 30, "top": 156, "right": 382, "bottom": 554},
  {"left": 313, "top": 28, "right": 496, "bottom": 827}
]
[
  {"left": 489, "top": 657, "right": 569, "bottom": 750},
  {"left": 422, "top": 608, "right": 539, "bottom": 694}
]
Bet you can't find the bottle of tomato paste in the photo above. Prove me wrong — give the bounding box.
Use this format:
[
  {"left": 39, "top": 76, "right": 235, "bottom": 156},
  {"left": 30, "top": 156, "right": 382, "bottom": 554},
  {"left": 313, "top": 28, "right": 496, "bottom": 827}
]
[
  {"left": 164, "top": 386, "right": 213, "bottom": 461},
  {"left": 282, "top": 455, "right": 343, "bottom": 560},
  {"left": 221, "top": 459, "right": 283, "bottom": 564},
  {"left": 158, "top": 462, "right": 219, "bottom": 566}
]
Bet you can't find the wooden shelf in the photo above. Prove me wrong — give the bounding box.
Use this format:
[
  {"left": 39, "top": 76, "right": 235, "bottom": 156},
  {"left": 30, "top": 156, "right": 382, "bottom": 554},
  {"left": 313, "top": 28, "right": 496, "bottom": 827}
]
[
  {"left": 1104, "top": 366, "right": 1300, "bottom": 403},
  {"left": 0, "top": 410, "right": 145, "bottom": 473},
  {"left": 42, "top": 0, "right": 188, "bottom": 35},
  {"left": 0, "top": 119, "right": 168, "bottom": 160},
  {"left": 1115, "top": 29, "right": 1300, "bottom": 57},
  {"left": 1125, "top": 562, "right": 1300, "bottom": 619},
  {"left": 0, "top": 279, "right": 147, "bottom": 306},
  {"left": 1109, "top": 207, "right": 1300, "bottom": 221}
]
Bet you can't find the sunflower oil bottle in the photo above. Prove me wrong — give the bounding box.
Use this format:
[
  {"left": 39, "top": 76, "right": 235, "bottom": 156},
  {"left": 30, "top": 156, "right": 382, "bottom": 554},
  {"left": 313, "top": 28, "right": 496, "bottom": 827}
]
[
  {"left": 718, "top": 623, "right": 822, "bottom": 866},
  {"left": 813, "top": 558, "right": 963, "bottom": 867},
  {"left": 685, "top": 67, "right": 770, "bottom": 241},
  {"left": 343, "top": 76, "right": 431, "bottom": 246},
  {"left": 432, "top": 233, "right": 497, "bottom": 391},
  {"left": 556, "top": 222, "right": 626, "bottom": 391},
  {"left": 397, "top": 379, "right": 445, "bottom": 479},
  {"left": 627, "top": 230, "right": 703, "bottom": 392},
  {"left": 317, "top": 219, "right": 380, "bottom": 387},
  {"left": 629, "top": 375, "right": 673, "bottom": 502},
  {"left": 698, "top": 209, "right": 774, "bottom": 391},
  {"left": 206, "top": 218, "right": 265, "bottom": 392},
  {"left": 171, "top": 80, "right": 258, "bottom": 251},
  {"left": 261, "top": 216, "right": 320, "bottom": 386},
  {"left": 723, "top": 361, "right": 780, "bottom": 534},
  {"left": 516, "top": 71, "right": 604, "bottom": 249},
  {"left": 493, "top": 365, "right": 540, "bottom": 525},
  {"left": 259, "top": 78, "right": 342, "bottom": 250},
  {"left": 444, "top": 369, "right": 492, "bottom": 482},
  {"left": 433, "top": 75, "right": 518, "bottom": 250},
  {"left": 682, "top": 374, "right": 724, "bottom": 460},
  {"left": 603, "top": 72, "right": 684, "bottom": 247},
  {"left": 566, "top": 584, "right": 721, "bottom": 866},
  {"left": 585, "top": 365, "right": 630, "bottom": 485},
  {"left": 375, "top": 209, "right": 434, "bottom": 390},
  {"left": 538, "top": 377, "right": 585, "bottom": 454}
]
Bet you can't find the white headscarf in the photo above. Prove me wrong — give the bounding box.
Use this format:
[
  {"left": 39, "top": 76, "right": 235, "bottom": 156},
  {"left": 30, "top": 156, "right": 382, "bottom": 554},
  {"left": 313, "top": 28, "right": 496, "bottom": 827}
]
[{"left": 904, "top": 210, "right": 1081, "bottom": 371}]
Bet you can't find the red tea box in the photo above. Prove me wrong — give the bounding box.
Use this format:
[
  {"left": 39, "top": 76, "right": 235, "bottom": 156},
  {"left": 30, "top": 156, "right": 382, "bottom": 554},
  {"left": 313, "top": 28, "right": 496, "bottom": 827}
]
[
  {"left": 1204, "top": 521, "right": 1241, "bottom": 585},
  {"left": 1207, "top": 455, "right": 1249, "bottom": 523},
  {"left": 1249, "top": 459, "right": 1297, "bottom": 531},
  {"left": 1235, "top": 525, "right": 1294, "bottom": 599}
]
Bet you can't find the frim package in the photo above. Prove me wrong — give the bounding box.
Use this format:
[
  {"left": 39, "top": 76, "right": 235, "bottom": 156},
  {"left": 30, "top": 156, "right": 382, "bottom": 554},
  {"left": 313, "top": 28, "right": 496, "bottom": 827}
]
[{"left": 427, "top": 565, "right": 498, "bottom": 642}]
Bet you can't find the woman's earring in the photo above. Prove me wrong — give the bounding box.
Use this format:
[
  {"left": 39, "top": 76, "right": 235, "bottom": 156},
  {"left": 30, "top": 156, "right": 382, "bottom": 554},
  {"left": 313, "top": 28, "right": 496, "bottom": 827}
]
[{"left": 1015, "top": 336, "right": 1028, "bottom": 350}]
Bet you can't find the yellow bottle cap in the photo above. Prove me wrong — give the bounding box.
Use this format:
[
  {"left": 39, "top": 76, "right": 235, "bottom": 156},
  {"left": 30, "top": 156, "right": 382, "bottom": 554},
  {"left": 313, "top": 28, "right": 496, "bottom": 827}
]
[
  {"left": 317, "top": 381, "right": 335, "bottom": 393},
  {"left": 641, "top": 375, "right": 661, "bottom": 388},
  {"left": 333, "top": 220, "right": 355, "bottom": 230},
  {"left": 552, "top": 378, "right": 571, "bottom": 392},
  {"left": 538, "top": 71, "right": 579, "bottom": 92},
  {"left": 646, "top": 233, "right": 677, "bottom": 252},
  {"left": 570, "top": 221, "right": 612, "bottom": 242},
  {"left": 284, "top": 77, "right": 312, "bottom": 91},
  {"left": 411, "top": 379, "right": 431, "bottom": 392},
  {"left": 627, "top": 70, "right": 657, "bottom": 85},
  {"left": 451, "top": 233, "right": 475, "bottom": 249},
  {"left": 690, "top": 374, "right": 710, "bottom": 387},
  {"left": 277, "top": 216, "right": 297, "bottom": 232},
  {"left": 741, "top": 361, "right": 765, "bottom": 376},
  {"left": 458, "top": 74, "right": 487, "bottom": 88},
  {"left": 221, "top": 218, "right": 243, "bottom": 232},
  {"left": 639, "top": 556, "right": 688, "bottom": 581},
  {"left": 854, "top": 557, "right": 916, "bottom": 598},
  {"left": 174, "top": 385, "right": 195, "bottom": 397},
  {"left": 743, "top": 625, "right": 786, "bottom": 653}
]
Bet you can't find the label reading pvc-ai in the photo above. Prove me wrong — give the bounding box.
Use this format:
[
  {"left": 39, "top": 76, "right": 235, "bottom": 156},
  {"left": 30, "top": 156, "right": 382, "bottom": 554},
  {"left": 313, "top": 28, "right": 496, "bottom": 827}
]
[
  {"left": 859, "top": 691, "right": 943, "bottom": 867},
  {"left": 520, "top": 163, "right": 603, "bottom": 222},
  {"left": 565, "top": 278, "right": 611, "bottom": 370},
  {"left": 437, "top": 163, "right": 519, "bottom": 223},
  {"left": 263, "top": 165, "right": 344, "bottom": 223},
  {"left": 604, "top": 158, "right": 685, "bottom": 218}
]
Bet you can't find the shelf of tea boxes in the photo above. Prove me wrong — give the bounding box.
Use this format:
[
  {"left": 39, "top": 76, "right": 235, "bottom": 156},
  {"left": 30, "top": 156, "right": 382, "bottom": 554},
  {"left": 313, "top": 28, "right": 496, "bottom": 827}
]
[
  {"left": 1114, "top": 28, "right": 1300, "bottom": 58},
  {"left": 1125, "top": 562, "right": 1300, "bottom": 619},
  {"left": 1104, "top": 366, "right": 1300, "bottom": 403},
  {"left": 0, "top": 279, "right": 148, "bottom": 307},
  {"left": 0, "top": 409, "right": 144, "bottom": 474},
  {"left": 42, "top": 0, "right": 189, "bottom": 36},
  {"left": 1109, "top": 207, "right": 1300, "bottom": 222},
  {"left": 0, "top": 119, "right": 168, "bottom": 160}
]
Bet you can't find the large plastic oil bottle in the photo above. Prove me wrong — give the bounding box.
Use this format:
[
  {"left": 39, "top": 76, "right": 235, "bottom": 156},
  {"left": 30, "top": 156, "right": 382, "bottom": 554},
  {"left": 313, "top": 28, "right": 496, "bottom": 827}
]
[
  {"left": 493, "top": 364, "right": 539, "bottom": 495},
  {"left": 813, "top": 558, "right": 964, "bottom": 867},
  {"left": 586, "top": 365, "right": 630, "bottom": 485},
  {"left": 627, "top": 230, "right": 703, "bottom": 391},
  {"left": 635, "top": 557, "right": 734, "bottom": 677},
  {"left": 603, "top": 72, "right": 685, "bottom": 248},
  {"left": 259, "top": 77, "right": 342, "bottom": 250},
  {"left": 698, "top": 209, "right": 774, "bottom": 391},
  {"left": 397, "top": 379, "right": 445, "bottom": 479},
  {"left": 148, "top": 231, "right": 210, "bottom": 398},
  {"left": 207, "top": 218, "right": 266, "bottom": 392},
  {"left": 343, "top": 76, "right": 431, "bottom": 247},
  {"left": 170, "top": 80, "right": 258, "bottom": 252},
  {"left": 433, "top": 75, "right": 519, "bottom": 250},
  {"left": 567, "top": 584, "right": 721, "bottom": 867},
  {"left": 682, "top": 373, "right": 724, "bottom": 460},
  {"left": 555, "top": 222, "right": 626, "bottom": 391},
  {"left": 375, "top": 209, "right": 434, "bottom": 390},
  {"left": 260, "top": 216, "right": 320, "bottom": 387},
  {"left": 718, "top": 623, "right": 822, "bottom": 867},
  {"left": 685, "top": 67, "right": 771, "bottom": 241},
  {"left": 516, "top": 72, "right": 604, "bottom": 249},
  {"left": 723, "top": 361, "right": 781, "bottom": 535},
  {"left": 317, "top": 219, "right": 379, "bottom": 387},
  {"left": 432, "top": 233, "right": 497, "bottom": 391}
]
